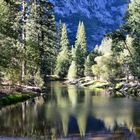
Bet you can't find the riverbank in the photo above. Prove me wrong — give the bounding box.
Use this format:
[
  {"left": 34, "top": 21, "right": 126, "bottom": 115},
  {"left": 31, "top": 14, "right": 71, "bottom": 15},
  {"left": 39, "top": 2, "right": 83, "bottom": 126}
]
[
  {"left": 0, "top": 81, "right": 139, "bottom": 139},
  {"left": 113, "top": 82, "right": 140, "bottom": 97},
  {"left": 65, "top": 78, "right": 140, "bottom": 97},
  {"left": 0, "top": 85, "right": 43, "bottom": 108}
]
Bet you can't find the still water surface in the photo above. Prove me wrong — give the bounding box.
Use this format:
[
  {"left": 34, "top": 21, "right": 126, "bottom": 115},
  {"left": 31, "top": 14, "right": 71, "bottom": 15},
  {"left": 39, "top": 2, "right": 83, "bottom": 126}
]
[{"left": 0, "top": 82, "right": 140, "bottom": 140}]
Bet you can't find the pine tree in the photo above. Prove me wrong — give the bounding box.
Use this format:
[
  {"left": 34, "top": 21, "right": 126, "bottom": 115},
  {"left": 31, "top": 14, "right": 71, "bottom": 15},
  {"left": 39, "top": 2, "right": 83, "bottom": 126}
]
[
  {"left": 68, "top": 47, "right": 77, "bottom": 80},
  {"left": 0, "top": 0, "right": 22, "bottom": 84},
  {"left": 75, "top": 21, "right": 87, "bottom": 77},
  {"left": 27, "top": 0, "right": 57, "bottom": 82},
  {"left": 57, "top": 20, "right": 63, "bottom": 52},
  {"left": 75, "top": 22, "right": 87, "bottom": 52},
  {"left": 110, "top": 0, "right": 140, "bottom": 81},
  {"left": 0, "top": 0, "right": 57, "bottom": 85},
  {"left": 55, "top": 24, "right": 71, "bottom": 77},
  {"left": 2, "top": 0, "right": 57, "bottom": 84},
  {"left": 11, "top": 0, "right": 28, "bottom": 82},
  {"left": 84, "top": 55, "right": 94, "bottom": 77}
]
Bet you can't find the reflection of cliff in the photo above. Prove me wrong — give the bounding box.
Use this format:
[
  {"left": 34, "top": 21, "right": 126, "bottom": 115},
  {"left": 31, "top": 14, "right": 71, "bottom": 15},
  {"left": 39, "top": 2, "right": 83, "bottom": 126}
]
[{"left": 0, "top": 82, "right": 140, "bottom": 139}]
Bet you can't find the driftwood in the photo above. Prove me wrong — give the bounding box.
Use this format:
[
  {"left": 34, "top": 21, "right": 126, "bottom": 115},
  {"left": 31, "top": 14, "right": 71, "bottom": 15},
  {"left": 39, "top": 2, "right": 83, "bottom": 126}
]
[
  {"left": 0, "top": 84, "right": 42, "bottom": 96},
  {"left": 14, "top": 85, "right": 42, "bottom": 93}
]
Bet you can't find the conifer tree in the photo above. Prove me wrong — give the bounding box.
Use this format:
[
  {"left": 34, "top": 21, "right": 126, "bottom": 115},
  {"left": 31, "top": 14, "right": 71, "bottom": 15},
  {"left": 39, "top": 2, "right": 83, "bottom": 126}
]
[
  {"left": 68, "top": 47, "right": 77, "bottom": 80},
  {"left": 0, "top": 0, "right": 57, "bottom": 85},
  {"left": 26, "top": 0, "right": 57, "bottom": 82},
  {"left": 10, "top": 0, "right": 28, "bottom": 82},
  {"left": 84, "top": 55, "right": 94, "bottom": 77},
  {"left": 55, "top": 24, "right": 71, "bottom": 77},
  {"left": 75, "top": 21, "right": 87, "bottom": 77},
  {"left": 0, "top": 1, "right": 23, "bottom": 84}
]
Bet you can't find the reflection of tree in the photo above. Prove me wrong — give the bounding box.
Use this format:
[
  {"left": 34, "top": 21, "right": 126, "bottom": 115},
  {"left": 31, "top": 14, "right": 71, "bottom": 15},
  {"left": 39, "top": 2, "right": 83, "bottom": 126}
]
[
  {"left": 0, "top": 96, "right": 47, "bottom": 136},
  {"left": 45, "top": 82, "right": 91, "bottom": 137},
  {"left": 74, "top": 89, "right": 92, "bottom": 136},
  {"left": 92, "top": 97, "right": 133, "bottom": 131},
  {"left": 76, "top": 113, "right": 87, "bottom": 136},
  {"left": 0, "top": 82, "right": 140, "bottom": 139},
  {"left": 67, "top": 85, "right": 77, "bottom": 108},
  {"left": 61, "top": 110, "right": 69, "bottom": 136},
  {"left": 45, "top": 83, "right": 70, "bottom": 137}
]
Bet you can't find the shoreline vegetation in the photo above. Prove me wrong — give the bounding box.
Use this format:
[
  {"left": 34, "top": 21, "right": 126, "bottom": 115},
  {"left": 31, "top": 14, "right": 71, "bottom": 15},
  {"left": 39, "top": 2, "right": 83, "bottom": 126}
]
[
  {"left": 0, "top": 0, "right": 140, "bottom": 108},
  {"left": 0, "top": 85, "right": 42, "bottom": 108},
  {"left": 0, "top": 75, "right": 140, "bottom": 109},
  {"left": 66, "top": 79, "right": 140, "bottom": 97}
]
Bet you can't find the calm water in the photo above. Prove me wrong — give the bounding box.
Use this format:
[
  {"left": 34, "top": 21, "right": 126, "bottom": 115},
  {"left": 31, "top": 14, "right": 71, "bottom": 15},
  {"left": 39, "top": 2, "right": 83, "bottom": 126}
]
[{"left": 0, "top": 81, "right": 140, "bottom": 140}]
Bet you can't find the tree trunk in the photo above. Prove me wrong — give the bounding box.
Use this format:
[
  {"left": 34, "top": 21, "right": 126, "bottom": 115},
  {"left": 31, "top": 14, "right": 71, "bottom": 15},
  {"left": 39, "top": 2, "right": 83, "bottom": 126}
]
[
  {"left": 21, "top": 0, "right": 27, "bottom": 82},
  {"left": 21, "top": 60, "right": 25, "bottom": 82}
]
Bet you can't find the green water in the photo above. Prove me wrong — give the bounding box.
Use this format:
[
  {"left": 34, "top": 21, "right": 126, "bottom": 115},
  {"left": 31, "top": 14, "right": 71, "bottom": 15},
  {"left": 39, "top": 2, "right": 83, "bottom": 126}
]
[{"left": 0, "top": 81, "right": 140, "bottom": 140}]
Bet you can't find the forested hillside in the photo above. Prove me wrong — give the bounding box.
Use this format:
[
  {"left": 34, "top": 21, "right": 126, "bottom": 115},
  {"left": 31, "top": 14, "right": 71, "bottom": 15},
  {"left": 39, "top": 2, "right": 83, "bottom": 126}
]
[
  {"left": 51, "top": 0, "right": 129, "bottom": 48},
  {"left": 0, "top": 0, "right": 140, "bottom": 96}
]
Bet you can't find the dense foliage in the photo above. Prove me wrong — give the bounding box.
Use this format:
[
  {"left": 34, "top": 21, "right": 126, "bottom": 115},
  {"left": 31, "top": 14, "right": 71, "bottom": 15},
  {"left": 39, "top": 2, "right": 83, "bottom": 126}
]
[
  {"left": 0, "top": 0, "right": 57, "bottom": 86},
  {"left": 0, "top": 0, "right": 140, "bottom": 87}
]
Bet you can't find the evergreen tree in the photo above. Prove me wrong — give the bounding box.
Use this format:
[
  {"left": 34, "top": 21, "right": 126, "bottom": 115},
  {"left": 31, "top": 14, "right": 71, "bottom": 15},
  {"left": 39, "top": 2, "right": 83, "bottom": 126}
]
[
  {"left": 0, "top": 0, "right": 21, "bottom": 84},
  {"left": 55, "top": 24, "right": 71, "bottom": 77},
  {"left": 0, "top": 0, "right": 57, "bottom": 85},
  {"left": 26, "top": 0, "right": 57, "bottom": 82},
  {"left": 57, "top": 20, "right": 63, "bottom": 52},
  {"left": 75, "top": 21, "right": 87, "bottom": 77},
  {"left": 68, "top": 47, "right": 77, "bottom": 80},
  {"left": 11, "top": 0, "right": 29, "bottom": 82},
  {"left": 84, "top": 55, "right": 94, "bottom": 77},
  {"left": 75, "top": 22, "right": 87, "bottom": 52}
]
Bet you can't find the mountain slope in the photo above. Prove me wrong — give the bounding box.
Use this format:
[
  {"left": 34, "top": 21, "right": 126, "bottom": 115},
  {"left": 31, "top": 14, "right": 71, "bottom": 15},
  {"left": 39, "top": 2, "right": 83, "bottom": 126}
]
[{"left": 51, "top": 0, "right": 129, "bottom": 49}]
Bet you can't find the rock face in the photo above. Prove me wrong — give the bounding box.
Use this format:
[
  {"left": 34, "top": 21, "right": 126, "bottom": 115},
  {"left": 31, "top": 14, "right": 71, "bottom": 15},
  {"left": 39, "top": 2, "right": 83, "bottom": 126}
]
[{"left": 51, "top": 0, "right": 130, "bottom": 49}]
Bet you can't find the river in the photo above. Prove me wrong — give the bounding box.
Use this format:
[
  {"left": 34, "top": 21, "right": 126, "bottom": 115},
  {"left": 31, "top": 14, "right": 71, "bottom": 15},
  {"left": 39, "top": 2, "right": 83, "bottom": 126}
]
[{"left": 0, "top": 81, "right": 140, "bottom": 140}]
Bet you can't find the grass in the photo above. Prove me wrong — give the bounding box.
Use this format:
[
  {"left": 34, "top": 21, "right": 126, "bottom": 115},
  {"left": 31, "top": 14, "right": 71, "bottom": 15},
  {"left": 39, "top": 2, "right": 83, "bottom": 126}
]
[{"left": 0, "top": 92, "right": 38, "bottom": 108}]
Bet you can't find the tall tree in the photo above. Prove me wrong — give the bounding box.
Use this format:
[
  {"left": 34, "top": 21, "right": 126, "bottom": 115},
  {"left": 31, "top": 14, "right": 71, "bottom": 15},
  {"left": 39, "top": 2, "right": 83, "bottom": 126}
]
[
  {"left": 67, "top": 47, "right": 77, "bottom": 80},
  {"left": 55, "top": 24, "right": 71, "bottom": 77},
  {"left": 0, "top": 0, "right": 57, "bottom": 85},
  {"left": 75, "top": 21, "right": 87, "bottom": 77},
  {"left": 125, "top": 0, "right": 140, "bottom": 80},
  {"left": 56, "top": 20, "right": 63, "bottom": 52},
  {"left": 109, "top": 0, "right": 140, "bottom": 81},
  {"left": 26, "top": 0, "right": 57, "bottom": 83},
  {"left": 84, "top": 55, "right": 94, "bottom": 78},
  {"left": 0, "top": 0, "right": 21, "bottom": 84}
]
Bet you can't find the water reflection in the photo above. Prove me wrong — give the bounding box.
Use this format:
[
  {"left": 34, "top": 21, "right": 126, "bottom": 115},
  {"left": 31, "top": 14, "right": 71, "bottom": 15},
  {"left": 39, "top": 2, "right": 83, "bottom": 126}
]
[{"left": 0, "top": 82, "right": 140, "bottom": 139}]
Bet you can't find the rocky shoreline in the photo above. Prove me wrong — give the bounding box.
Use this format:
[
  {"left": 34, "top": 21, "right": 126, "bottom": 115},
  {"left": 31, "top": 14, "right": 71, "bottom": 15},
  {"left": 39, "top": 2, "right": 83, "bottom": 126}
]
[
  {"left": 113, "top": 82, "right": 140, "bottom": 97},
  {"left": 0, "top": 78, "right": 140, "bottom": 109},
  {"left": 65, "top": 78, "right": 140, "bottom": 97}
]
